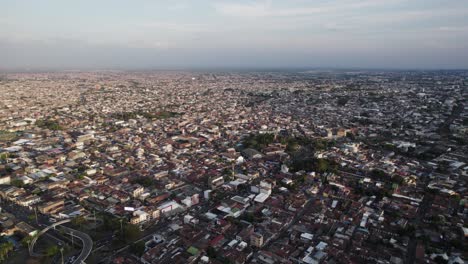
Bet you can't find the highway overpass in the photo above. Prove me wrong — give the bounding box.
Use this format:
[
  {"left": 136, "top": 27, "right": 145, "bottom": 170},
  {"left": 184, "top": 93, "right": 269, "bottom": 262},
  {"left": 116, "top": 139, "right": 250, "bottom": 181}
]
[{"left": 29, "top": 217, "right": 96, "bottom": 264}]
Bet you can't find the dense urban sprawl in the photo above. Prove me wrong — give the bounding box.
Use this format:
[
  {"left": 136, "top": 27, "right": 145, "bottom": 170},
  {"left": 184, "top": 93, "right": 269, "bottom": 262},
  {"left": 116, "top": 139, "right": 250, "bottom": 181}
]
[{"left": 0, "top": 70, "right": 466, "bottom": 264}]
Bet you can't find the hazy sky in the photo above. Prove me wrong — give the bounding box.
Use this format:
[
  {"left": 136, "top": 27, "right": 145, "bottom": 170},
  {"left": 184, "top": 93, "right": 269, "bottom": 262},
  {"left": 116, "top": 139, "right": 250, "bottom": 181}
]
[{"left": 1, "top": 0, "right": 468, "bottom": 70}]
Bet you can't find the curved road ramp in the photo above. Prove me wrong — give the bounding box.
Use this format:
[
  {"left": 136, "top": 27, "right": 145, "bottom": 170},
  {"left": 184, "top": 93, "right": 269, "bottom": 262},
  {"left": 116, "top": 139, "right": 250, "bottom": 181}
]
[{"left": 29, "top": 218, "right": 95, "bottom": 264}]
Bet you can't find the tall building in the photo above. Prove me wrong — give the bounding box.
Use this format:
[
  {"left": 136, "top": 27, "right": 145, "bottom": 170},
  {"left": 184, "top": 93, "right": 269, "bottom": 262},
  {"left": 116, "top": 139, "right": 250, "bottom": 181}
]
[{"left": 251, "top": 232, "right": 264, "bottom": 248}]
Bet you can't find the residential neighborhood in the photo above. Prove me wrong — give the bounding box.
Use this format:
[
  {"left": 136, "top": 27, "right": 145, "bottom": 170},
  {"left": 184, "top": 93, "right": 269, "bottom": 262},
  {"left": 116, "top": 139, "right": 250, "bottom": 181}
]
[{"left": 0, "top": 70, "right": 466, "bottom": 264}]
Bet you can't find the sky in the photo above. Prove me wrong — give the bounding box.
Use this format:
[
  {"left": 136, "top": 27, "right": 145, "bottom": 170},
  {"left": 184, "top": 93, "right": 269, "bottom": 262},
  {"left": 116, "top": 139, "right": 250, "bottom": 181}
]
[{"left": 1, "top": 0, "right": 468, "bottom": 70}]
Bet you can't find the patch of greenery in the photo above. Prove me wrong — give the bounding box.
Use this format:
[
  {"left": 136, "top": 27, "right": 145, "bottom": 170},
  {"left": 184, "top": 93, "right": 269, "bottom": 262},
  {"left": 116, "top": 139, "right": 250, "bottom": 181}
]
[
  {"left": 45, "top": 245, "right": 59, "bottom": 257},
  {"left": 11, "top": 179, "right": 25, "bottom": 187},
  {"left": 129, "top": 241, "right": 146, "bottom": 257},
  {"left": 354, "top": 185, "right": 393, "bottom": 200},
  {"left": 241, "top": 133, "right": 275, "bottom": 150},
  {"left": 36, "top": 119, "right": 63, "bottom": 130},
  {"left": 0, "top": 153, "right": 8, "bottom": 162},
  {"left": 337, "top": 96, "right": 350, "bottom": 106},
  {"left": 130, "top": 177, "right": 155, "bottom": 188},
  {"left": 242, "top": 133, "right": 335, "bottom": 152},
  {"left": 71, "top": 215, "right": 86, "bottom": 229},
  {"left": 122, "top": 224, "right": 141, "bottom": 242},
  {"left": 0, "top": 241, "right": 14, "bottom": 262},
  {"left": 289, "top": 157, "right": 337, "bottom": 173},
  {"left": 0, "top": 131, "right": 19, "bottom": 142},
  {"left": 206, "top": 246, "right": 233, "bottom": 264},
  {"left": 110, "top": 111, "right": 180, "bottom": 121}
]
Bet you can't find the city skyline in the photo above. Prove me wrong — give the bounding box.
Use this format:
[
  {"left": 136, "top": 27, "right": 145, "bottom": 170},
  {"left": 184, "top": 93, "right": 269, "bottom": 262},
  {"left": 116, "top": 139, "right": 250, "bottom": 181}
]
[{"left": 2, "top": 0, "right": 468, "bottom": 70}]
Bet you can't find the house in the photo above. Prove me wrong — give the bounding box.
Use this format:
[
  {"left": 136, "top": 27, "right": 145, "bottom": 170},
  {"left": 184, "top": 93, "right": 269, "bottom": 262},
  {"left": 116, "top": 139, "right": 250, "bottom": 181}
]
[{"left": 130, "top": 210, "right": 149, "bottom": 225}]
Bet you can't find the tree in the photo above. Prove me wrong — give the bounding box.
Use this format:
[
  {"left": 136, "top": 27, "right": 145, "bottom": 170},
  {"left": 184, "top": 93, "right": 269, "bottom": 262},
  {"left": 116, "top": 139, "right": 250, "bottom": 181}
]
[
  {"left": 241, "top": 133, "right": 275, "bottom": 150},
  {"left": 0, "top": 153, "right": 8, "bottom": 162},
  {"left": 242, "top": 212, "right": 255, "bottom": 223},
  {"left": 316, "top": 159, "right": 329, "bottom": 172},
  {"left": 11, "top": 179, "right": 25, "bottom": 187},
  {"left": 101, "top": 213, "right": 121, "bottom": 231},
  {"left": 130, "top": 241, "right": 146, "bottom": 256},
  {"left": 36, "top": 119, "right": 63, "bottom": 130},
  {"left": 286, "top": 141, "right": 299, "bottom": 153},
  {"left": 71, "top": 215, "right": 86, "bottom": 229},
  {"left": 449, "top": 238, "right": 464, "bottom": 250},
  {"left": 27, "top": 214, "right": 37, "bottom": 222},
  {"left": 370, "top": 169, "right": 388, "bottom": 181},
  {"left": 0, "top": 241, "right": 14, "bottom": 261},
  {"left": 133, "top": 177, "right": 155, "bottom": 187},
  {"left": 404, "top": 224, "right": 416, "bottom": 238},
  {"left": 21, "top": 235, "right": 35, "bottom": 247},
  {"left": 391, "top": 175, "right": 405, "bottom": 185},
  {"left": 123, "top": 224, "right": 141, "bottom": 242},
  {"left": 337, "top": 97, "right": 350, "bottom": 106},
  {"left": 206, "top": 246, "right": 217, "bottom": 258},
  {"left": 346, "top": 132, "right": 355, "bottom": 140},
  {"left": 434, "top": 255, "right": 448, "bottom": 264},
  {"left": 45, "top": 245, "right": 59, "bottom": 257}
]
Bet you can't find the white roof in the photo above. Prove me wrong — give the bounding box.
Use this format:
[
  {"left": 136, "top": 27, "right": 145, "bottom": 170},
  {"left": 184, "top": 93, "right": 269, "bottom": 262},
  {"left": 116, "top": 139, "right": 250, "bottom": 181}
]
[
  {"left": 229, "top": 179, "right": 247, "bottom": 186},
  {"left": 316, "top": 241, "right": 328, "bottom": 251},
  {"left": 254, "top": 193, "right": 269, "bottom": 203},
  {"left": 157, "top": 200, "right": 181, "bottom": 210},
  {"left": 4, "top": 146, "right": 22, "bottom": 152},
  {"left": 301, "top": 233, "right": 314, "bottom": 240},
  {"left": 228, "top": 239, "right": 238, "bottom": 247},
  {"left": 134, "top": 210, "right": 148, "bottom": 216},
  {"left": 13, "top": 139, "right": 30, "bottom": 145},
  {"left": 331, "top": 200, "right": 338, "bottom": 208},
  {"left": 205, "top": 212, "right": 217, "bottom": 220},
  {"left": 302, "top": 255, "right": 318, "bottom": 264},
  {"left": 462, "top": 227, "right": 468, "bottom": 236}
]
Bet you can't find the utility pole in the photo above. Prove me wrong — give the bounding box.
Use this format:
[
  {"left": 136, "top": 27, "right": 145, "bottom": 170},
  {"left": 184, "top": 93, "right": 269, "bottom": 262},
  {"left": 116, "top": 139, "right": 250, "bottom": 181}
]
[
  {"left": 231, "top": 161, "right": 235, "bottom": 177},
  {"left": 93, "top": 210, "right": 97, "bottom": 238},
  {"left": 34, "top": 207, "right": 38, "bottom": 225},
  {"left": 119, "top": 219, "right": 123, "bottom": 238},
  {"left": 60, "top": 247, "right": 64, "bottom": 264}
]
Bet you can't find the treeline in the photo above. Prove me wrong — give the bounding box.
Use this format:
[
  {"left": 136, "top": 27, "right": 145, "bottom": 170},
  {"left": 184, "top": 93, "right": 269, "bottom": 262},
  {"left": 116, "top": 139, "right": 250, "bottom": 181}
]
[
  {"left": 110, "top": 110, "right": 180, "bottom": 121},
  {"left": 36, "top": 119, "right": 63, "bottom": 130},
  {"left": 241, "top": 133, "right": 334, "bottom": 153},
  {"left": 241, "top": 133, "right": 338, "bottom": 173},
  {"left": 0, "top": 241, "right": 14, "bottom": 262},
  {"left": 0, "top": 131, "right": 18, "bottom": 142},
  {"left": 289, "top": 157, "right": 338, "bottom": 173},
  {"left": 241, "top": 133, "right": 275, "bottom": 150},
  {"left": 130, "top": 176, "right": 156, "bottom": 188}
]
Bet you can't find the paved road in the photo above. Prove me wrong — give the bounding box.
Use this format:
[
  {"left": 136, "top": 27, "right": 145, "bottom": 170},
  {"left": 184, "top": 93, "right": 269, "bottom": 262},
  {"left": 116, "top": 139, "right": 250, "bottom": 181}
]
[
  {"left": 29, "top": 219, "right": 73, "bottom": 257},
  {"left": 262, "top": 192, "right": 318, "bottom": 249},
  {"left": 60, "top": 225, "right": 93, "bottom": 264},
  {"left": 438, "top": 100, "right": 464, "bottom": 137},
  {"left": 0, "top": 199, "right": 67, "bottom": 245},
  {"left": 28, "top": 217, "right": 96, "bottom": 264},
  {"left": 99, "top": 218, "right": 171, "bottom": 263},
  {"left": 405, "top": 189, "right": 433, "bottom": 264}
]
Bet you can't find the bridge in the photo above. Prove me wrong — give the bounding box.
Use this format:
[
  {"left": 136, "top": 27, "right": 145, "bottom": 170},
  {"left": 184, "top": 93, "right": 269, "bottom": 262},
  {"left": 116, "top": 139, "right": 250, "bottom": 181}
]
[{"left": 29, "top": 217, "right": 98, "bottom": 264}]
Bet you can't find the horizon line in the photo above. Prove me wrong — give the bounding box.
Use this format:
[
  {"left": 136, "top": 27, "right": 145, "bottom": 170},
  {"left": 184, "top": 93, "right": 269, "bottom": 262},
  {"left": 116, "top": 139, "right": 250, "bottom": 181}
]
[{"left": 1, "top": 66, "right": 468, "bottom": 74}]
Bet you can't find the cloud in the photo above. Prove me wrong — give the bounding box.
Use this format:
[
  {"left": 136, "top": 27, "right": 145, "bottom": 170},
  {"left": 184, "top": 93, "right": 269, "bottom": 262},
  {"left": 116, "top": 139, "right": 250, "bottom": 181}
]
[
  {"left": 436, "top": 26, "right": 468, "bottom": 33},
  {"left": 1, "top": 0, "right": 468, "bottom": 69},
  {"left": 214, "top": 0, "right": 328, "bottom": 17},
  {"left": 139, "top": 22, "right": 212, "bottom": 34},
  {"left": 168, "top": 2, "right": 190, "bottom": 10},
  {"left": 213, "top": 0, "right": 405, "bottom": 18},
  {"left": 214, "top": 1, "right": 271, "bottom": 17}
]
